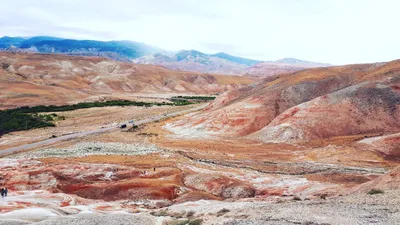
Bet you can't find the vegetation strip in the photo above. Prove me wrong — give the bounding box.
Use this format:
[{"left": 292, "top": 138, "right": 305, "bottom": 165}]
[
  {"left": 0, "top": 99, "right": 199, "bottom": 136},
  {"left": 172, "top": 96, "right": 216, "bottom": 101}
]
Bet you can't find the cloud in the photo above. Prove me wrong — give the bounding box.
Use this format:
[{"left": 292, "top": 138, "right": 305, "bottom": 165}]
[{"left": 0, "top": 0, "right": 399, "bottom": 64}]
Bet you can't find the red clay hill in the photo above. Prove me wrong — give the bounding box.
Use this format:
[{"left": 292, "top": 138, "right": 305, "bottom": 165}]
[{"left": 167, "top": 60, "right": 400, "bottom": 144}]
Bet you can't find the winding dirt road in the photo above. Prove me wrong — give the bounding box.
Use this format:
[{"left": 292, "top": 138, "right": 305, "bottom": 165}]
[{"left": 0, "top": 104, "right": 206, "bottom": 156}]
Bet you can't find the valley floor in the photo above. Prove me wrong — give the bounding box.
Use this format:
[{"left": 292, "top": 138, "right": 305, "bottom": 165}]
[{"left": 0, "top": 104, "right": 399, "bottom": 224}]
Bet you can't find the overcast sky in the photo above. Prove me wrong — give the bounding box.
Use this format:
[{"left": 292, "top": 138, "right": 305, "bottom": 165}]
[{"left": 0, "top": 0, "right": 399, "bottom": 64}]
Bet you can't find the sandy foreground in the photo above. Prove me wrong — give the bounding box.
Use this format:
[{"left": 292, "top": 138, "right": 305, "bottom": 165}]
[{"left": 0, "top": 189, "right": 399, "bottom": 224}]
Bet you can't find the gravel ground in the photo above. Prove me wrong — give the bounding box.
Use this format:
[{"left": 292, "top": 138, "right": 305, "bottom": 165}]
[
  {"left": 164, "top": 190, "right": 400, "bottom": 225},
  {"left": 0, "top": 191, "right": 399, "bottom": 224},
  {"left": 34, "top": 214, "right": 157, "bottom": 225},
  {"left": 7, "top": 141, "right": 161, "bottom": 159}
]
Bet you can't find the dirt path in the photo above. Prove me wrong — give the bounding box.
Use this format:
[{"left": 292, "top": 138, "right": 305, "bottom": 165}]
[{"left": 0, "top": 104, "right": 206, "bottom": 156}]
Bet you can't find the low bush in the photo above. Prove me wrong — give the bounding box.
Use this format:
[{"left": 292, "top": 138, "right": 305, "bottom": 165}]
[
  {"left": 216, "top": 208, "right": 230, "bottom": 217},
  {"left": 188, "top": 219, "right": 203, "bottom": 225},
  {"left": 165, "top": 219, "right": 203, "bottom": 225},
  {"left": 150, "top": 210, "right": 168, "bottom": 217},
  {"left": 293, "top": 196, "right": 302, "bottom": 201},
  {"left": 186, "top": 211, "right": 195, "bottom": 217},
  {"left": 368, "top": 189, "right": 384, "bottom": 195}
]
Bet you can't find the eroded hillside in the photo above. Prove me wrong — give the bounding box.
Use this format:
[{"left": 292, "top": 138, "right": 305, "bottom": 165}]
[
  {"left": 1, "top": 54, "right": 400, "bottom": 224},
  {"left": 0, "top": 52, "right": 254, "bottom": 109},
  {"left": 166, "top": 60, "right": 400, "bottom": 141}
]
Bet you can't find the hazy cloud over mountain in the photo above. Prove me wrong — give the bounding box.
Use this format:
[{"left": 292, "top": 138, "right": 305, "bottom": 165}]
[{"left": 1, "top": 0, "right": 399, "bottom": 64}]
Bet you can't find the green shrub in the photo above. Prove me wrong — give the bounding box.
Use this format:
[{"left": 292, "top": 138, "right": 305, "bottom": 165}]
[
  {"left": 368, "top": 189, "right": 384, "bottom": 195},
  {"left": 188, "top": 219, "right": 203, "bottom": 225},
  {"left": 293, "top": 196, "right": 302, "bottom": 201},
  {"left": 218, "top": 208, "right": 230, "bottom": 213},
  {"left": 150, "top": 210, "right": 168, "bottom": 217},
  {"left": 186, "top": 211, "right": 195, "bottom": 217},
  {"left": 166, "top": 219, "right": 203, "bottom": 225},
  {"left": 169, "top": 98, "right": 193, "bottom": 105},
  {"left": 320, "top": 194, "right": 328, "bottom": 200},
  {"left": 217, "top": 208, "right": 230, "bottom": 215},
  {"left": 2, "top": 62, "right": 10, "bottom": 70}
]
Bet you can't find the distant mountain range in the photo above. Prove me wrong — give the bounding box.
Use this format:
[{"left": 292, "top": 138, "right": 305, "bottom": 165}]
[
  {"left": 0, "top": 36, "right": 330, "bottom": 76},
  {"left": 0, "top": 36, "right": 162, "bottom": 61},
  {"left": 133, "top": 50, "right": 330, "bottom": 76},
  {"left": 133, "top": 50, "right": 253, "bottom": 75}
]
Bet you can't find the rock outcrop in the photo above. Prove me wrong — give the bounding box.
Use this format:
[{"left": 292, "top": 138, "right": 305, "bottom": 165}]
[
  {"left": 183, "top": 174, "right": 255, "bottom": 198},
  {"left": 252, "top": 80, "right": 400, "bottom": 142}
]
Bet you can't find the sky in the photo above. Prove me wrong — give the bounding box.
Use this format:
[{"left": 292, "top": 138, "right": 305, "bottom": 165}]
[{"left": 0, "top": 0, "right": 399, "bottom": 65}]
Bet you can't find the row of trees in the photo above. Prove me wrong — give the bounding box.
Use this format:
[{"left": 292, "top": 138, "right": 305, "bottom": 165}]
[
  {"left": 0, "top": 110, "right": 55, "bottom": 136},
  {"left": 173, "top": 96, "right": 216, "bottom": 101},
  {"left": 14, "top": 99, "right": 193, "bottom": 114}
]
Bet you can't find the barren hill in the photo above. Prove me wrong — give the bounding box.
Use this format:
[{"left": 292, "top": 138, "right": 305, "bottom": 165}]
[
  {"left": 133, "top": 50, "right": 252, "bottom": 75},
  {"left": 166, "top": 60, "right": 400, "bottom": 142},
  {"left": 0, "top": 52, "right": 254, "bottom": 109},
  {"left": 244, "top": 59, "right": 330, "bottom": 77}
]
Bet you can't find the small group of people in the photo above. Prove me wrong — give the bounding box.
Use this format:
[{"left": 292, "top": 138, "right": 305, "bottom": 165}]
[{"left": 1, "top": 187, "right": 8, "bottom": 198}]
